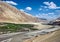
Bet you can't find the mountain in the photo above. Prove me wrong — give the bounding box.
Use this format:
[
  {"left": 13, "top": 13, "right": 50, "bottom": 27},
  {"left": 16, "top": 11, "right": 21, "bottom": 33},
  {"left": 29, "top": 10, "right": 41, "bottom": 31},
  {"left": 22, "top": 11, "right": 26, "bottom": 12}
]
[
  {"left": 48, "top": 17, "right": 60, "bottom": 25},
  {"left": 55, "top": 17, "right": 60, "bottom": 25},
  {"left": 0, "top": 1, "right": 42, "bottom": 23},
  {"left": 56, "top": 17, "right": 60, "bottom": 21}
]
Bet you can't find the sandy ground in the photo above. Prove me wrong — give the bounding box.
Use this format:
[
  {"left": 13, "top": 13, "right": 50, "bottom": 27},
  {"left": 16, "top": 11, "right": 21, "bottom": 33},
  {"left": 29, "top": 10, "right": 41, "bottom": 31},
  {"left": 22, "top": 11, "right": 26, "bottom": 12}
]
[
  {"left": 33, "top": 23, "right": 53, "bottom": 29},
  {"left": 24, "top": 30, "right": 60, "bottom": 42},
  {"left": 10, "top": 26, "right": 60, "bottom": 42},
  {"left": 10, "top": 23, "right": 58, "bottom": 42}
]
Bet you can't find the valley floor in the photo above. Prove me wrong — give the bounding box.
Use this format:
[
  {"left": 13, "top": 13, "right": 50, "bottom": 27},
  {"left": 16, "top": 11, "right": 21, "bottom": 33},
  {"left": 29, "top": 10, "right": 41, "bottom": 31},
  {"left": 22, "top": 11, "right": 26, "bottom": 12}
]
[
  {"left": 10, "top": 26, "right": 60, "bottom": 42},
  {"left": 24, "top": 29, "right": 60, "bottom": 42},
  {"left": 0, "top": 23, "right": 60, "bottom": 42}
]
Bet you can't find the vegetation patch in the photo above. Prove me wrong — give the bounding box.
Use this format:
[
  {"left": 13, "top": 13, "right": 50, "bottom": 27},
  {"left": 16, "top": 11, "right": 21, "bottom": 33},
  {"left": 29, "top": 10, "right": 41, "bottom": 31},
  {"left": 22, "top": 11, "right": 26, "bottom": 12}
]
[{"left": 0, "top": 23, "right": 38, "bottom": 34}]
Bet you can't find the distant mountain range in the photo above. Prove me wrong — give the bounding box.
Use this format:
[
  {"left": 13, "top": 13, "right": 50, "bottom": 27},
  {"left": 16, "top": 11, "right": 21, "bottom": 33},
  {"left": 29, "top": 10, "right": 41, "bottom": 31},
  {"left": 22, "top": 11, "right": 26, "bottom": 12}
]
[
  {"left": 0, "top": 1, "right": 47, "bottom": 23},
  {"left": 56, "top": 17, "right": 60, "bottom": 21},
  {"left": 48, "top": 17, "right": 60, "bottom": 25}
]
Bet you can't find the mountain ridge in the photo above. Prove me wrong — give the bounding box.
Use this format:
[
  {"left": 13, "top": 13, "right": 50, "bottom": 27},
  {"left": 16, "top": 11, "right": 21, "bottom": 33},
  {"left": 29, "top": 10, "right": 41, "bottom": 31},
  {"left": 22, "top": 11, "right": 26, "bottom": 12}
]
[{"left": 0, "top": 1, "right": 44, "bottom": 23}]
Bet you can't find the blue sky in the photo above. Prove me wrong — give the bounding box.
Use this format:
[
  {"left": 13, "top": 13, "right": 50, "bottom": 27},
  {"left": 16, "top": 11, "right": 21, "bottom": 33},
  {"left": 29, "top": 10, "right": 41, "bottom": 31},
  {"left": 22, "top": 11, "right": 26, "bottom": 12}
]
[{"left": 2, "top": 0, "right": 60, "bottom": 20}]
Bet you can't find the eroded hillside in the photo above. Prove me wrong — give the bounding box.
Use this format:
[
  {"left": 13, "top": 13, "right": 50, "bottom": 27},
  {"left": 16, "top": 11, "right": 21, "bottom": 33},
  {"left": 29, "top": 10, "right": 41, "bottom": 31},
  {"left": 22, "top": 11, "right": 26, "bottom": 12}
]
[{"left": 0, "top": 1, "right": 41, "bottom": 23}]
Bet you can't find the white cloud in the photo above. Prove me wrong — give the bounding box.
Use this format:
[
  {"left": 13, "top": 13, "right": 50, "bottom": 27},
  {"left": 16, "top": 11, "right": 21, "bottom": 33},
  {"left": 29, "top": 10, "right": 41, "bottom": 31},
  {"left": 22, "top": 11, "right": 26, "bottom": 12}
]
[
  {"left": 39, "top": 6, "right": 48, "bottom": 11},
  {"left": 43, "top": 2, "right": 50, "bottom": 6},
  {"left": 35, "top": 13, "right": 57, "bottom": 20},
  {"left": 48, "top": 13, "right": 54, "bottom": 15},
  {"left": 43, "top": 2, "right": 60, "bottom": 9},
  {"left": 26, "top": 7, "right": 32, "bottom": 11},
  {"left": 5, "top": 1, "right": 18, "bottom": 5},
  {"left": 44, "top": 6, "right": 48, "bottom": 8},
  {"left": 49, "top": 2, "right": 57, "bottom": 9},
  {"left": 36, "top": 13, "right": 48, "bottom": 18},
  {"left": 39, "top": 8, "right": 42, "bottom": 10},
  {"left": 20, "top": 9, "right": 24, "bottom": 12}
]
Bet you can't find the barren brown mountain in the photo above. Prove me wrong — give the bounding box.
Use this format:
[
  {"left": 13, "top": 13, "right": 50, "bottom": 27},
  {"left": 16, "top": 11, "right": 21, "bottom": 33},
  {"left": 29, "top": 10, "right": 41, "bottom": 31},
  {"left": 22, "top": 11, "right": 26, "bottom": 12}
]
[{"left": 0, "top": 1, "right": 42, "bottom": 23}]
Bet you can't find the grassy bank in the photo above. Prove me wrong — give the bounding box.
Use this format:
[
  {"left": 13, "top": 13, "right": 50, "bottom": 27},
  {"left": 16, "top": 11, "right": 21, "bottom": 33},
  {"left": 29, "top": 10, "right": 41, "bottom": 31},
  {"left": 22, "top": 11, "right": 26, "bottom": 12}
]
[{"left": 0, "top": 23, "right": 38, "bottom": 34}]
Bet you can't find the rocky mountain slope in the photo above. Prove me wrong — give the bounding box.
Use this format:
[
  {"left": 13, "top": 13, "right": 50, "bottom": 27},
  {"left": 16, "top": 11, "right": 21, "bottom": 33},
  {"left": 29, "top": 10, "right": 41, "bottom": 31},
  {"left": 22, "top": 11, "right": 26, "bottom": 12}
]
[{"left": 0, "top": 1, "right": 42, "bottom": 23}]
